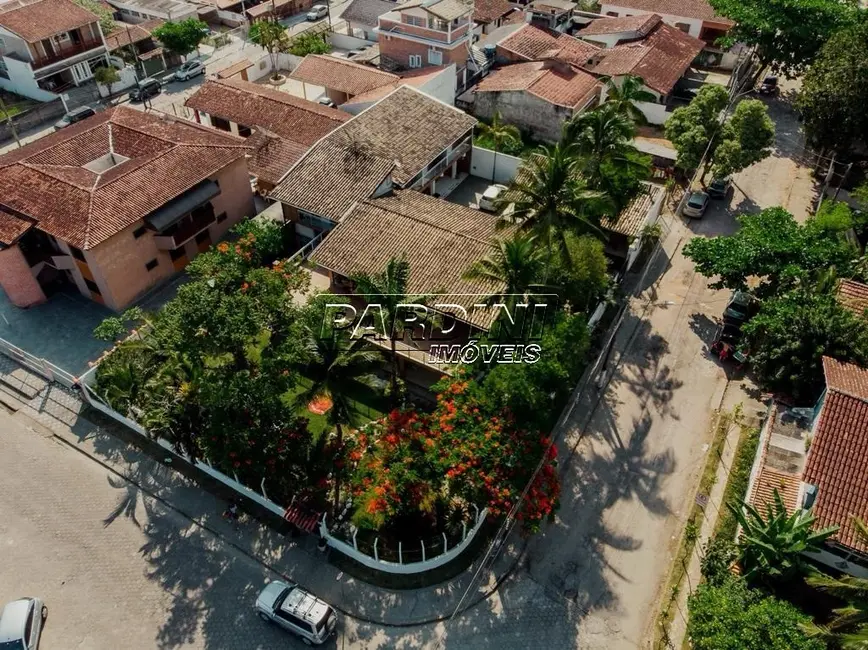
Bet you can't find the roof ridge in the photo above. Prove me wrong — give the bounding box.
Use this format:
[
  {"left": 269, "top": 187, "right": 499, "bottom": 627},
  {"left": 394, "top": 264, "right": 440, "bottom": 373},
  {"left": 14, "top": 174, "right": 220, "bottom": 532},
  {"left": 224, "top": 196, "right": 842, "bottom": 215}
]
[
  {"left": 364, "top": 193, "right": 494, "bottom": 246},
  {"left": 20, "top": 161, "right": 92, "bottom": 190},
  {"left": 214, "top": 78, "right": 349, "bottom": 121},
  {"left": 828, "top": 386, "right": 868, "bottom": 405}
]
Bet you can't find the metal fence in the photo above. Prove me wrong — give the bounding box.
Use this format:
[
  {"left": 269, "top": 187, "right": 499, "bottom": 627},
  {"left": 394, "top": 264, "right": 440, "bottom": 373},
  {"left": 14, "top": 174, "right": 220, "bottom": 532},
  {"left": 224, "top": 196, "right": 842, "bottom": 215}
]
[{"left": 0, "top": 336, "right": 78, "bottom": 388}]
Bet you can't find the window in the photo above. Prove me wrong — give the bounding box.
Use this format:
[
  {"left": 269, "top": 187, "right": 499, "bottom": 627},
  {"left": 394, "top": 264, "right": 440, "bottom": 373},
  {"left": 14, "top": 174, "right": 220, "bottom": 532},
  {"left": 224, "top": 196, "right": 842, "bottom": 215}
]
[
  {"left": 429, "top": 18, "right": 448, "bottom": 31},
  {"left": 428, "top": 48, "right": 442, "bottom": 65},
  {"left": 69, "top": 245, "right": 85, "bottom": 261},
  {"left": 23, "top": 603, "right": 34, "bottom": 643},
  {"left": 0, "top": 58, "right": 8, "bottom": 80},
  {"left": 53, "top": 32, "right": 71, "bottom": 44},
  {"left": 84, "top": 278, "right": 101, "bottom": 295},
  {"left": 408, "top": 54, "right": 422, "bottom": 68},
  {"left": 145, "top": 258, "right": 158, "bottom": 271},
  {"left": 133, "top": 225, "right": 147, "bottom": 239},
  {"left": 216, "top": 212, "right": 227, "bottom": 223},
  {"left": 237, "top": 124, "right": 252, "bottom": 137},
  {"left": 405, "top": 15, "right": 426, "bottom": 27},
  {"left": 675, "top": 22, "right": 690, "bottom": 32},
  {"left": 169, "top": 247, "right": 186, "bottom": 261},
  {"left": 211, "top": 116, "right": 231, "bottom": 132},
  {"left": 605, "top": 11, "right": 618, "bottom": 16}
]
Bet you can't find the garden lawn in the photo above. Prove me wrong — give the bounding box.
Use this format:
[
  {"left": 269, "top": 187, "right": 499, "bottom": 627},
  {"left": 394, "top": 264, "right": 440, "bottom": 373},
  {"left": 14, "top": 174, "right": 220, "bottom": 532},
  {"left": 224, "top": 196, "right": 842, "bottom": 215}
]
[{"left": 287, "top": 375, "right": 388, "bottom": 438}]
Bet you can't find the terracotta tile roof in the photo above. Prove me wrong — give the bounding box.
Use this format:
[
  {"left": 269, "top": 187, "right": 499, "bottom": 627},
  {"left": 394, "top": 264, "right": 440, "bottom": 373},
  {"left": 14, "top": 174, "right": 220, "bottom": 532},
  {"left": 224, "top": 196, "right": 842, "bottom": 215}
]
[
  {"left": 476, "top": 60, "right": 600, "bottom": 109},
  {"left": 583, "top": 22, "right": 704, "bottom": 94},
  {"left": 0, "top": 207, "right": 33, "bottom": 245},
  {"left": 498, "top": 23, "right": 600, "bottom": 66},
  {"left": 473, "top": 0, "right": 513, "bottom": 23},
  {"left": 0, "top": 107, "right": 249, "bottom": 249},
  {"left": 271, "top": 86, "right": 475, "bottom": 220},
  {"left": 309, "top": 189, "right": 504, "bottom": 329},
  {"left": 801, "top": 358, "right": 868, "bottom": 553},
  {"left": 185, "top": 78, "right": 348, "bottom": 146},
  {"left": 245, "top": 129, "right": 307, "bottom": 186},
  {"left": 343, "top": 66, "right": 448, "bottom": 106},
  {"left": 0, "top": 0, "right": 98, "bottom": 42},
  {"left": 215, "top": 58, "right": 253, "bottom": 79},
  {"left": 600, "top": 0, "right": 733, "bottom": 25},
  {"left": 104, "top": 18, "right": 163, "bottom": 50},
  {"left": 290, "top": 54, "right": 400, "bottom": 97},
  {"left": 138, "top": 47, "right": 164, "bottom": 61},
  {"left": 747, "top": 404, "right": 807, "bottom": 517},
  {"left": 342, "top": 0, "right": 395, "bottom": 26},
  {"left": 528, "top": 0, "right": 575, "bottom": 13},
  {"left": 838, "top": 279, "right": 868, "bottom": 318},
  {"left": 602, "top": 183, "right": 662, "bottom": 236},
  {"left": 577, "top": 12, "right": 661, "bottom": 36}
]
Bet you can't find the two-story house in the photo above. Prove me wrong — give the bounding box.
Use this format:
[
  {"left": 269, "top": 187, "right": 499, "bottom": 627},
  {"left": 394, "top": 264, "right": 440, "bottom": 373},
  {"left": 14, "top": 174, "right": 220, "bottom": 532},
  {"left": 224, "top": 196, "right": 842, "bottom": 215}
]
[
  {"left": 0, "top": 0, "right": 109, "bottom": 103},
  {"left": 0, "top": 107, "right": 254, "bottom": 310},
  {"left": 597, "top": 0, "right": 733, "bottom": 48},
  {"left": 375, "top": 0, "right": 474, "bottom": 85}
]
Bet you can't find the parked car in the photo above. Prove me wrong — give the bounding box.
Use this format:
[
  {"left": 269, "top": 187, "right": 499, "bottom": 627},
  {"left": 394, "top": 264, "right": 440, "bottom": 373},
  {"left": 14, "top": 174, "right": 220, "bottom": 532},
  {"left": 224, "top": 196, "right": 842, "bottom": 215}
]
[
  {"left": 707, "top": 177, "right": 731, "bottom": 199},
  {"left": 255, "top": 581, "right": 337, "bottom": 645},
  {"left": 683, "top": 191, "right": 709, "bottom": 218},
  {"left": 317, "top": 96, "right": 337, "bottom": 108},
  {"left": 53, "top": 106, "right": 96, "bottom": 130},
  {"left": 0, "top": 597, "right": 47, "bottom": 650},
  {"left": 479, "top": 184, "right": 507, "bottom": 212},
  {"left": 307, "top": 4, "right": 328, "bottom": 19},
  {"left": 129, "top": 78, "right": 161, "bottom": 102},
  {"left": 174, "top": 59, "right": 205, "bottom": 81},
  {"left": 723, "top": 290, "right": 757, "bottom": 324},
  {"left": 758, "top": 75, "right": 779, "bottom": 96}
]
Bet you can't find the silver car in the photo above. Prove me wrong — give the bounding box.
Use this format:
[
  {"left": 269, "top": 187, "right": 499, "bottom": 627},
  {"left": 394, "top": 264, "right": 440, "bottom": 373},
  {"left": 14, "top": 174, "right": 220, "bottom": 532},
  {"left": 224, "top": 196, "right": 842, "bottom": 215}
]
[
  {"left": 0, "top": 598, "right": 47, "bottom": 650},
  {"left": 255, "top": 581, "right": 336, "bottom": 645},
  {"left": 683, "top": 191, "right": 709, "bottom": 218}
]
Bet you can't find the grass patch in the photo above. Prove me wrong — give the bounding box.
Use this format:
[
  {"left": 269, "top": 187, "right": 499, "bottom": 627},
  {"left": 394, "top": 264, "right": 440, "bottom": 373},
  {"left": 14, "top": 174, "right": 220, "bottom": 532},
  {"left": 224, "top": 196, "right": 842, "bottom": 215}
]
[
  {"left": 713, "top": 423, "right": 761, "bottom": 542},
  {"left": 287, "top": 375, "right": 388, "bottom": 438},
  {"left": 473, "top": 133, "right": 541, "bottom": 159},
  {"left": 655, "top": 409, "right": 733, "bottom": 649}
]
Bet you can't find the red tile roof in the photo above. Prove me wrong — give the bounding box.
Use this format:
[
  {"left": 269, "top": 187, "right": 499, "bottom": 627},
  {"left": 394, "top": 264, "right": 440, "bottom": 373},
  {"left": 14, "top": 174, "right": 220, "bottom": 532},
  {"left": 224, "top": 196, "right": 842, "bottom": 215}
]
[
  {"left": 104, "top": 18, "right": 163, "bottom": 50},
  {"left": 185, "top": 78, "right": 349, "bottom": 146},
  {"left": 0, "top": 107, "right": 249, "bottom": 249},
  {"left": 244, "top": 129, "right": 307, "bottom": 186},
  {"left": 0, "top": 207, "right": 33, "bottom": 245},
  {"left": 802, "top": 358, "right": 868, "bottom": 553},
  {"left": 289, "top": 54, "right": 400, "bottom": 97},
  {"left": 600, "top": 0, "right": 733, "bottom": 25},
  {"left": 476, "top": 60, "right": 600, "bottom": 109},
  {"left": 0, "top": 0, "right": 98, "bottom": 42},
  {"left": 497, "top": 23, "right": 601, "bottom": 66},
  {"left": 343, "top": 66, "right": 448, "bottom": 106},
  {"left": 577, "top": 12, "right": 661, "bottom": 36},
  {"left": 583, "top": 21, "right": 704, "bottom": 94},
  {"left": 473, "top": 0, "right": 513, "bottom": 23},
  {"left": 838, "top": 279, "right": 868, "bottom": 318},
  {"left": 215, "top": 58, "right": 253, "bottom": 79}
]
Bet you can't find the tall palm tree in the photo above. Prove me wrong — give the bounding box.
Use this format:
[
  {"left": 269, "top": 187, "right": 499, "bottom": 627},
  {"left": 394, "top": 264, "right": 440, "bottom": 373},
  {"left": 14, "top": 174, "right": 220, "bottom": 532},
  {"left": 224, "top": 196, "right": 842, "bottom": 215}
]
[
  {"left": 351, "top": 257, "right": 435, "bottom": 403},
  {"left": 462, "top": 232, "right": 546, "bottom": 311},
  {"left": 499, "top": 143, "right": 611, "bottom": 275},
  {"left": 478, "top": 111, "right": 522, "bottom": 182},
  {"left": 603, "top": 75, "right": 656, "bottom": 125},
  {"left": 297, "top": 322, "right": 382, "bottom": 516},
  {"left": 802, "top": 518, "right": 868, "bottom": 648}
]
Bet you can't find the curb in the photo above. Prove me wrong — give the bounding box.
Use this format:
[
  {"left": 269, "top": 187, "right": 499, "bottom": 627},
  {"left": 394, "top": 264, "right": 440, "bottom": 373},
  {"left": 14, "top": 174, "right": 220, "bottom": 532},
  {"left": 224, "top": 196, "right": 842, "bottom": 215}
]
[{"left": 44, "top": 422, "right": 524, "bottom": 628}]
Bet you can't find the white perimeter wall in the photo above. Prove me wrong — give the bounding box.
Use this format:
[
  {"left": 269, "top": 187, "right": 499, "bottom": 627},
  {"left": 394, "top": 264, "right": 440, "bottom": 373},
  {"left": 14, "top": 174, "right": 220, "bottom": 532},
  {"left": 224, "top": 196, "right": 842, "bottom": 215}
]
[{"left": 470, "top": 144, "right": 522, "bottom": 184}]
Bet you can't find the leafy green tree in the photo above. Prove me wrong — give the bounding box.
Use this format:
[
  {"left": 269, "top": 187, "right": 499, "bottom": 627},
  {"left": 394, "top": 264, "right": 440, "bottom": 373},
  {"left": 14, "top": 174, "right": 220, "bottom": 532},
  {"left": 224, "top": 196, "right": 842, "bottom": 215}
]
[
  {"left": 711, "top": 99, "right": 776, "bottom": 179},
  {"left": 729, "top": 489, "right": 839, "bottom": 582},
  {"left": 796, "top": 17, "right": 868, "bottom": 154},
  {"left": 152, "top": 19, "right": 208, "bottom": 58},
  {"left": 700, "top": 535, "right": 739, "bottom": 586},
  {"left": 73, "top": 0, "right": 114, "bottom": 35},
  {"left": 682, "top": 206, "right": 858, "bottom": 298},
  {"left": 288, "top": 31, "right": 331, "bottom": 56},
  {"left": 803, "top": 518, "right": 868, "bottom": 648},
  {"left": 94, "top": 65, "right": 121, "bottom": 98},
  {"left": 665, "top": 84, "right": 729, "bottom": 173},
  {"left": 549, "top": 232, "right": 609, "bottom": 313},
  {"left": 462, "top": 232, "right": 545, "bottom": 311},
  {"left": 688, "top": 577, "right": 826, "bottom": 650},
  {"left": 708, "top": 0, "right": 859, "bottom": 76},
  {"left": 602, "top": 75, "right": 656, "bottom": 125},
  {"left": 477, "top": 112, "right": 521, "bottom": 182},
  {"left": 248, "top": 19, "right": 289, "bottom": 80},
  {"left": 743, "top": 285, "right": 868, "bottom": 402}
]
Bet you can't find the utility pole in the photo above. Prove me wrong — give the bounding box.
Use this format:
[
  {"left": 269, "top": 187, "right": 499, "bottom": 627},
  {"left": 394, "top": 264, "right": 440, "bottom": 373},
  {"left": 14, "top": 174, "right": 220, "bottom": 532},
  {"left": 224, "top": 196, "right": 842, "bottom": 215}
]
[
  {"left": 816, "top": 152, "right": 836, "bottom": 214},
  {"left": 832, "top": 162, "right": 854, "bottom": 203},
  {"left": 0, "top": 95, "right": 21, "bottom": 149}
]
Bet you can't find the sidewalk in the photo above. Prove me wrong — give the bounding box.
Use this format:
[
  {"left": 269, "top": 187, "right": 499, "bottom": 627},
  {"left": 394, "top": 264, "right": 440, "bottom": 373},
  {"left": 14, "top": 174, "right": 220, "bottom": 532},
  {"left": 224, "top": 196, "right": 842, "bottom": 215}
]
[{"left": 0, "top": 354, "right": 522, "bottom": 627}]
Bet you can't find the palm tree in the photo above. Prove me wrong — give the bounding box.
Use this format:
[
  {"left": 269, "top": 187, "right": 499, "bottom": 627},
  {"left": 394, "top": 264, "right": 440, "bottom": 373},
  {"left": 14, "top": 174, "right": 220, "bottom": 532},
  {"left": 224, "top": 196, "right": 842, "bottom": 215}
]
[
  {"left": 802, "top": 518, "right": 868, "bottom": 648},
  {"left": 351, "top": 257, "right": 435, "bottom": 403},
  {"left": 728, "top": 489, "right": 839, "bottom": 583},
  {"left": 499, "top": 143, "right": 611, "bottom": 275},
  {"left": 297, "top": 320, "right": 382, "bottom": 515},
  {"left": 478, "top": 111, "right": 522, "bottom": 182},
  {"left": 603, "top": 75, "right": 656, "bottom": 125},
  {"left": 462, "top": 232, "right": 546, "bottom": 311}
]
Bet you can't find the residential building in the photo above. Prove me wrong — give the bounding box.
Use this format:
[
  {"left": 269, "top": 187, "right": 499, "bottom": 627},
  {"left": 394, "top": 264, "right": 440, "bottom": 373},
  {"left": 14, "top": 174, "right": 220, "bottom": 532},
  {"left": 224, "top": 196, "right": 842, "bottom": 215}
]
[
  {"left": 105, "top": 0, "right": 199, "bottom": 23},
  {"left": 270, "top": 85, "right": 477, "bottom": 246},
  {"left": 747, "top": 358, "right": 868, "bottom": 578},
  {"left": 526, "top": 0, "right": 576, "bottom": 33},
  {"left": 597, "top": 0, "right": 733, "bottom": 45},
  {"left": 472, "top": 0, "right": 520, "bottom": 36},
  {"left": 838, "top": 279, "right": 868, "bottom": 318},
  {"left": 487, "top": 22, "right": 599, "bottom": 67},
  {"left": 308, "top": 189, "right": 504, "bottom": 388},
  {"left": 374, "top": 0, "right": 474, "bottom": 82},
  {"left": 342, "top": 0, "right": 396, "bottom": 41},
  {"left": 0, "top": 107, "right": 254, "bottom": 310},
  {"left": 185, "top": 77, "right": 349, "bottom": 191},
  {"left": 339, "top": 64, "right": 457, "bottom": 114},
  {"left": 245, "top": 0, "right": 316, "bottom": 21},
  {"left": 289, "top": 54, "right": 402, "bottom": 106},
  {"left": 599, "top": 183, "right": 663, "bottom": 270},
  {"left": 0, "top": 0, "right": 108, "bottom": 102},
  {"left": 103, "top": 18, "right": 172, "bottom": 76},
  {"left": 473, "top": 59, "right": 600, "bottom": 142}
]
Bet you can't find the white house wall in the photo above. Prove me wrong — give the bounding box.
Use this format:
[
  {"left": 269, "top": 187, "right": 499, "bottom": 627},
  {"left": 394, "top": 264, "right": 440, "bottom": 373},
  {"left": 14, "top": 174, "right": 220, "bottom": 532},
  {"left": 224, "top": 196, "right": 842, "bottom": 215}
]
[
  {"left": 416, "top": 63, "right": 456, "bottom": 105},
  {"left": 0, "top": 55, "right": 58, "bottom": 102},
  {"left": 0, "top": 26, "right": 32, "bottom": 60}
]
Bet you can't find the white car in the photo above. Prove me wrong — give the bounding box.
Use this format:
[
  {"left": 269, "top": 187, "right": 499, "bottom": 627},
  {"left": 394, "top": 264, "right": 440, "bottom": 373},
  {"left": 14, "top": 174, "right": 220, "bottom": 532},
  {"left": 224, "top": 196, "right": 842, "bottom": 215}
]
[
  {"left": 479, "top": 184, "right": 507, "bottom": 212},
  {"left": 0, "top": 597, "right": 47, "bottom": 650},
  {"left": 174, "top": 59, "right": 205, "bottom": 81},
  {"left": 255, "top": 581, "right": 337, "bottom": 645},
  {"left": 683, "top": 191, "right": 710, "bottom": 218},
  {"left": 306, "top": 4, "right": 328, "bottom": 20}
]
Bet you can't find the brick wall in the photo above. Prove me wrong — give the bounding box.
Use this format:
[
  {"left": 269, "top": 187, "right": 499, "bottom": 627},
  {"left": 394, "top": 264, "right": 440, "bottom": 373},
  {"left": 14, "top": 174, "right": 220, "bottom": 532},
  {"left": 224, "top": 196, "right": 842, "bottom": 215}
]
[
  {"left": 0, "top": 245, "right": 46, "bottom": 308},
  {"left": 379, "top": 35, "right": 467, "bottom": 69}
]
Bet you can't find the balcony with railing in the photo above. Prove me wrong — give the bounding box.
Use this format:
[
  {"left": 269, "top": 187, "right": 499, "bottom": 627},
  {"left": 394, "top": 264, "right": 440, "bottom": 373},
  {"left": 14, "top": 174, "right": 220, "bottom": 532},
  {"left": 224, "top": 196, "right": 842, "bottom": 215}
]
[
  {"left": 153, "top": 206, "right": 216, "bottom": 251},
  {"left": 31, "top": 34, "right": 104, "bottom": 70}
]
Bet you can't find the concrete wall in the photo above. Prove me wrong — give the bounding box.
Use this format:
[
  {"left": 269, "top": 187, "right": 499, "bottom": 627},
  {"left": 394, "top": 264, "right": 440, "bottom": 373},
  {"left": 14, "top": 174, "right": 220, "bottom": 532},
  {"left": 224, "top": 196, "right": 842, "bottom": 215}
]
[
  {"left": 343, "top": 63, "right": 457, "bottom": 112},
  {"left": 96, "top": 65, "right": 138, "bottom": 97},
  {"left": 0, "top": 26, "right": 32, "bottom": 60},
  {"left": 328, "top": 32, "right": 375, "bottom": 51},
  {"left": 475, "top": 88, "right": 573, "bottom": 143},
  {"left": 469, "top": 144, "right": 522, "bottom": 184},
  {"left": 598, "top": 3, "right": 702, "bottom": 37},
  {"left": 244, "top": 51, "right": 304, "bottom": 82},
  {"left": 0, "top": 245, "right": 46, "bottom": 308},
  {"left": 635, "top": 100, "right": 670, "bottom": 125}
]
